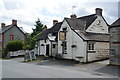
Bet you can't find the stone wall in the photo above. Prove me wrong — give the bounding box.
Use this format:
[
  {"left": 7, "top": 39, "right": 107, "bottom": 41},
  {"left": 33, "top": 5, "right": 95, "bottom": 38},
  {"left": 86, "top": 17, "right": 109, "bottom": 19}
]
[{"left": 109, "top": 26, "right": 120, "bottom": 65}]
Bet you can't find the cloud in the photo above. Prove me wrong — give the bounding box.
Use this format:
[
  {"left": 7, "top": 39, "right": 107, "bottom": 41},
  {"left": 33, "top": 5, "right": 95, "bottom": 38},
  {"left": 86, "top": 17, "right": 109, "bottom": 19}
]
[{"left": 0, "top": 0, "right": 119, "bottom": 33}]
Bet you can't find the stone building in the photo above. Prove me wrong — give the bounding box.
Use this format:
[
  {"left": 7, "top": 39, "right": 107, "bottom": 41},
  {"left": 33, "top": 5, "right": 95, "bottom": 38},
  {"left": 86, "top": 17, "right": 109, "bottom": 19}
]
[
  {"left": 0, "top": 19, "right": 26, "bottom": 49},
  {"left": 109, "top": 18, "right": 120, "bottom": 65}
]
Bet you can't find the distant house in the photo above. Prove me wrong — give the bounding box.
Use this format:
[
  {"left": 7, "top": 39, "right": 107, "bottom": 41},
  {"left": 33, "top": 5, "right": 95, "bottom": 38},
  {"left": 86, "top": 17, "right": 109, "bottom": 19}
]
[
  {"left": 57, "top": 8, "right": 109, "bottom": 62},
  {"left": 35, "top": 20, "right": 62, "bottom": 56},
  {"left": 36, "top": 8, "right": 110, "bottom": 62},
  {"left": 109, "top": 18, "right": 120, "bottom": 65},
  {"left": 0, "top": 19, "right": 26, "bottom": 49}
]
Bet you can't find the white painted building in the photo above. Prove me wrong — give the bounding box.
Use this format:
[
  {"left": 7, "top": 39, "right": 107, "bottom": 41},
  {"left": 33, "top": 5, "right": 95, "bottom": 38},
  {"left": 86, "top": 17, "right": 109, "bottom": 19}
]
[
  {"left": 36, "top": 8, "right": 110, "bottom": 63},
  {"left": 57, "top": 8, "right": 109, "bottom": 62},
  {"left": 35, "top": 21, "right": 62, "bottom": 57}
]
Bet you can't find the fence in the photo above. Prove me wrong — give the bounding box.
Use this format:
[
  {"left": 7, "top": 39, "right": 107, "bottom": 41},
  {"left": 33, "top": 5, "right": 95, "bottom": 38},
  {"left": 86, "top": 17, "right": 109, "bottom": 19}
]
[{"left": 9, "top": 50, "right": 26, "bottom": 57}]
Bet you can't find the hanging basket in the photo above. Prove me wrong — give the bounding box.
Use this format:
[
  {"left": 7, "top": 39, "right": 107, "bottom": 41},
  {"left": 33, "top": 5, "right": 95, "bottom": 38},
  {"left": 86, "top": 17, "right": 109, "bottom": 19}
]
[
  {"left": 71, "top": 45, "right": 77, "bottom": 48},
  {"left": 41, "top": 44, "right": 45, "bottom": 46}
]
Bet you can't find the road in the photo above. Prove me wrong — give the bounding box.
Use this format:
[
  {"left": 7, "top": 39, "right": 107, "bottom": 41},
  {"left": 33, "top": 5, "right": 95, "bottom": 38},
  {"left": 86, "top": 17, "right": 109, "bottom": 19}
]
[{"left": 1, "top": 59, "right": 115, "bottom": 78}]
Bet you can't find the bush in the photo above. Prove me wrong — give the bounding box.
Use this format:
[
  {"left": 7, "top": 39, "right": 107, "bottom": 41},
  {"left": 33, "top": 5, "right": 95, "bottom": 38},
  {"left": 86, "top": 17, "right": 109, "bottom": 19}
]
[
  {"left": 2, "top": 48, "right": 8, "bottom": 58},
  {"left": 25, "top": 38, "right": 36, "bottom": 50},
  {"left": 6, "top": 40, "right": 23, "bottom": 52}
]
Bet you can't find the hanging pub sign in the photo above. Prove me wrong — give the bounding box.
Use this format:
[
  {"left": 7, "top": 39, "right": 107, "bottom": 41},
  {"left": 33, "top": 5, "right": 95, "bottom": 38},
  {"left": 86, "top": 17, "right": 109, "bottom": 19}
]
[{"left": 59, "top": 31, "right": 65, "bottom": 41}]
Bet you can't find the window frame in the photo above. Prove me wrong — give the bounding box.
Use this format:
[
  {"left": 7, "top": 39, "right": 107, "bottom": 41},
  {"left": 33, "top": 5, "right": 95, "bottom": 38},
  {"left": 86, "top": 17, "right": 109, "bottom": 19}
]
[
  {"left": 10, "top": 35, "right": 14, "bottom": 41},
  {"left": 88, "top": 42, "right": 95, "bottom": 51}
]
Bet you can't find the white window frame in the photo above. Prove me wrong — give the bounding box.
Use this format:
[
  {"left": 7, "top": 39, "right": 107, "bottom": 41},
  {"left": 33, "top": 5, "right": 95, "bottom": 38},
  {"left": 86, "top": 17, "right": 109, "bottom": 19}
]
[{"left": 88, "top": 42, "right": 95, "bottom": 51}]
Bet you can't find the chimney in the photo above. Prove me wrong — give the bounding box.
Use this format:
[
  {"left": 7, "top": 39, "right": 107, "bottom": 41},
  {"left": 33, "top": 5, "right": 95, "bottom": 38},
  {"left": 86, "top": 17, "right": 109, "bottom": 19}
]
[
  {"left": 12, "top": 19, "right": 17, "bottom": 26},
  {"left": 95, "top": 8, "right": 102, "bottom": 16},
  {"left": 53, "top": 20, "right": 58, "bottom": 25},
  {"left": 43, "top": 25, "right": 47, "bottom": 30},
  {"left": 70, "top": 14, "right": 77, "bottom": 18},
  {"left": 1, "top": 23, "right": 6, "bottom": 28}
]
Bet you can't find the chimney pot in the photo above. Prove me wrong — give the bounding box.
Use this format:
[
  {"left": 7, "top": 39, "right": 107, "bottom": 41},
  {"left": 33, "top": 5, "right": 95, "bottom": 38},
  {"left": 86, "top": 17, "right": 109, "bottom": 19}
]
[
  {"left": 70, "top": 14, "right": 77, "bottom": 18},
  {"left": 95, "top": 8, "right": 102, "bottom": 16},
  {"left": 1, "top": 23, "right": 6, "bottom": 28},
  {"left": 12, "top": 19, "right": 17, "bottom": 25},
  {"left": 53, "top": 20, "right": 58, "bottom": 25}
]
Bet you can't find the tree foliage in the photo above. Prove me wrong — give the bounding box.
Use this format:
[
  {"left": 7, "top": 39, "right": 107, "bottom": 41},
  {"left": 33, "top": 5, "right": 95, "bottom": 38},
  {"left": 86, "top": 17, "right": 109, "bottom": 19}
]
[
  {"left": 25, "top": 18, "right": 45, "bottom": 50},
  {"left": 25, "top": 34, "right": 36, "bottom": 50},
  {"left": 31, "top": 18, "right": 44, "bottom": 37}
]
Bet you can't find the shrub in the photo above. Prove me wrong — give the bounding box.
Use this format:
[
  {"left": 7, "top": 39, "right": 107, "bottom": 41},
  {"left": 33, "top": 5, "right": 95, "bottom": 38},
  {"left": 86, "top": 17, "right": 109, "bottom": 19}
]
[
  {"left": 2, "top": 48, "right": 8, "bottom": 58},
  {"left": 6, "top": 40, "right": 24, "bottom": 52}
]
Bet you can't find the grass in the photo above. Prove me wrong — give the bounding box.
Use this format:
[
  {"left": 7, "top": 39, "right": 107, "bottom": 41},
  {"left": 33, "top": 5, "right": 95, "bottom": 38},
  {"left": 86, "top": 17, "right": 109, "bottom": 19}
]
[
  {"left": 0, "top": 56, "right": 24, "bottom": 60},
  {"left": 0, "top": 57, "right": 11, "bottom": 60}
]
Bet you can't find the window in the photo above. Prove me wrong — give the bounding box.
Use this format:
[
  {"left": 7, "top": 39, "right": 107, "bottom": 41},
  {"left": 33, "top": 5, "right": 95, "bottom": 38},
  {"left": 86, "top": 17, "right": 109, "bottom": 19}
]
[
  {"left": 53, "top": 44, "right": 56, "bottom": 48},
  {"left": 59, "top": 31, "right": 65, "bottom": 41},
  {"left": 52, "top": 33, "right": 56, "bottom": 36},
  {"left": 44, "top": 40, "right": 46, "bottom": 43},
  {"left": 88, "top": 43, "right": 91, "bottom": 50},
  {"left": 10, "top": 35, "right": 14, "bottom": 41},
  {"left": 62, "top": 27, "right": 67, "bottom": 31},
  {"left": 88, "top": 43, "right": 94, "bottom": 50},
  {"left": 64, "top": 41, "right": 67, "bottom": 50},
  {"left": 91, "top": 44, "right": 94, "bottom": 50},
  {"left": 62, "top": 41, "right": 67, "bottom": 54}
]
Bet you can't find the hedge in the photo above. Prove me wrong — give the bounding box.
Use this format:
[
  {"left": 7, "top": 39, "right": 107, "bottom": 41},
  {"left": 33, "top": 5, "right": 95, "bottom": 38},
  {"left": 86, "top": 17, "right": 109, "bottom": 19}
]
[{"left": 6, "top": 40, "right": 23, "bottom": 52}]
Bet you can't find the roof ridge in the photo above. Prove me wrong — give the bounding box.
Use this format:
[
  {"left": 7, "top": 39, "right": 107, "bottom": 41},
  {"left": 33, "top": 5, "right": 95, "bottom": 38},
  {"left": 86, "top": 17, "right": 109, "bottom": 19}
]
[
  {"left": 111, "top": 18, "right": 120, "bottom": 26},
  {"left": 77, "top": 14, "right": 95, "bottom": 19}
]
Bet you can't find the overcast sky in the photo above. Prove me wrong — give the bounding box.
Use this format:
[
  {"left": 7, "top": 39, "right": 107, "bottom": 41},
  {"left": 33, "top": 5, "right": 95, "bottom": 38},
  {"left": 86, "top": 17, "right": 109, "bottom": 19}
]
[{"left": 0, "top": 0, "right": 119, "bottom": 33}]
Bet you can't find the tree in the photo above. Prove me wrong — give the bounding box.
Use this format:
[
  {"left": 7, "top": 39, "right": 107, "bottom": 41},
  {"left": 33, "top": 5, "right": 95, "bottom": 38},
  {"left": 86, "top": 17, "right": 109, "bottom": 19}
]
[
  {"left": 25, "top": 34, "right": 36, "bottom": 50},
  {"left": 31, "top": 18, "right": 44, "bottom": 37},
  {"left": 25, "top": 18, "right": 45, "bottom": 50}
]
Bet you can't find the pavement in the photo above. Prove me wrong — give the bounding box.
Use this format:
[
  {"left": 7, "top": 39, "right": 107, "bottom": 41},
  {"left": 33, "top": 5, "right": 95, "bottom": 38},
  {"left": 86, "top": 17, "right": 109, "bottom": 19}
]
[{"left": 4, "top": 57, "right": 119, "bottom": 78}]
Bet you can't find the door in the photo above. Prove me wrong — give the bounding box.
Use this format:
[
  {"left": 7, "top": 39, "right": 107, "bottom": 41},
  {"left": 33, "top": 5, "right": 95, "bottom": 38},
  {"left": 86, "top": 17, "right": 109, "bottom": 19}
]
[{"left": 46, "top": 44, "right": 49, "bottom": 56}]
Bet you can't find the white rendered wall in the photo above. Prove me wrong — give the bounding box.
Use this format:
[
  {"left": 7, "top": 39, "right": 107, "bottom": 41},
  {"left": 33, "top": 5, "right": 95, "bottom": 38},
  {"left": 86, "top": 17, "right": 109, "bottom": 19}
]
[
  {"left": 86, "top": 16, "right": 108, "bottom": 34},
  {"left": 58, "top": 20, "right": 87, "bottom": 62},
  {"left": 39, "top": 39, "right": 51, "bottom": 56}
]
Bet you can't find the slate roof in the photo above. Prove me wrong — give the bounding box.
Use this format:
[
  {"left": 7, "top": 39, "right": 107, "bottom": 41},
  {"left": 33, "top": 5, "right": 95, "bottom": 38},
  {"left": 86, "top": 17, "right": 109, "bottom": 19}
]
[
  {"left": 65, "top": 14, "right": 109, "bottom": 42},
  {"left": 77, "top": 14, "right": 97, "bottom": 30},
  {"left": 0, "top": 25, "right": 12, "bottom": 33},
  {"left": 111, "top": 18, "right": 120, "bottom": 27},
  {"left": 78, "top": 32, "right": 109, "bottom": 42},
  {"left": 35, "top": 22, "right": 62, "bottom": 40},
  {"left": 35, "top": 29, "right": 49, "bottom": 40},
  {"left": 36, "top": 10, "right": 109, "bottom": 42},
  {"left": 65, "top": 18, "right": 85, "bottom": 30},
  {"left": 49, "top": 22, "right": 62, "bottom": 33},
  {"left": 1, "top": 24, "right": 26, "bottom": 36}
]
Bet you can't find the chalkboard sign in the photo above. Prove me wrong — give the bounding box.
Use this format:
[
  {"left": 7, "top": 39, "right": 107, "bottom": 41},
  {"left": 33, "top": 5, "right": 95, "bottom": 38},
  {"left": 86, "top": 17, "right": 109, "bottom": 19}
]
[{"left": 24, "top": 50, "right": 36, "bottom": 61}]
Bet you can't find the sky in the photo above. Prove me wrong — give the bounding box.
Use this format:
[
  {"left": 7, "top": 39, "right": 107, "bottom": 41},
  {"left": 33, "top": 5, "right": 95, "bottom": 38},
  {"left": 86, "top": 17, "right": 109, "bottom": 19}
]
[{"left": 0, "top": 0, "right": 119, "bottom": 33}]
